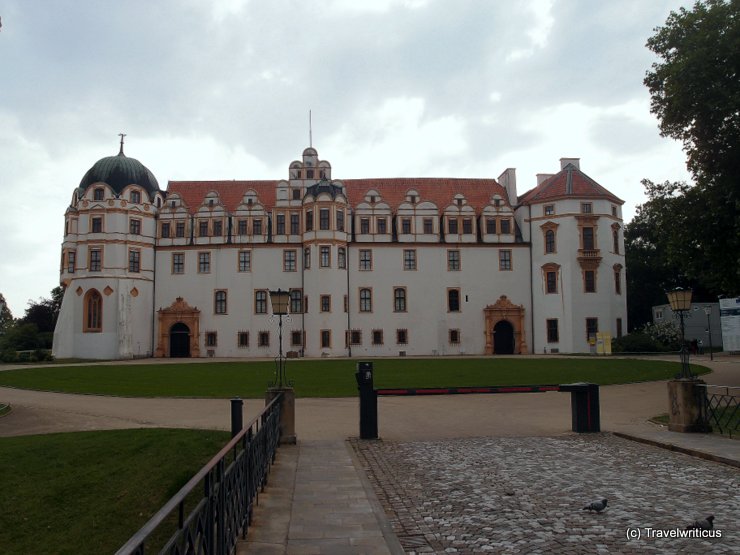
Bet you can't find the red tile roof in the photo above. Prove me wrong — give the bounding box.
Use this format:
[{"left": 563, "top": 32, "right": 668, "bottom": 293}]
[
  {"left": 167, "top": 177, "right": 509, "bottom": 213},
  {"left": 518, "top": 164, "right": 623, "bottom": 205}
]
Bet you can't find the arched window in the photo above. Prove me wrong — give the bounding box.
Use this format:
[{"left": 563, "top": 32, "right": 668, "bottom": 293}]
[
  {"left": 84, "top": 289, "right": 102, "bottom": 332},
  {"left": 394, "top": 288, "right": 407, "bottom": 312},
  {"left": 359, "top": 288, "right": 372, "bottom": 312},
  {"left": 545, "top": 230, "right": 556, "bottom": 253}
]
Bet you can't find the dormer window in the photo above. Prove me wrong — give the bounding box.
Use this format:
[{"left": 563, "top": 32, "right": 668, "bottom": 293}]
[
  {"left": 170, "top": 200, "right": 176, "bottom": 208},
  {"left": 494, "top": 199, "right": 501, "bottom": 207},
  {"left": 456, "top": 198, "right": 464, "bottom": 207},
  {"left": 306, "top": 169, "right": 314, "bottom": 179},
  {"left": 131, "top": 191, "right": 141, "bottom": 204},
  {"left": 94, "top": 188, "right": 104, "bottom": 201},
  {"left": 247, "top": 198, "right": 254, "bottom": 206},
  {"left": 409, "top": 195, "right": 417, "bottom": 204},
  {"left": 370, "top": 195, "right": 376, "bottom": 203},
  {"left": 209, "top": 199, "right": 214, "bottom": 206}
]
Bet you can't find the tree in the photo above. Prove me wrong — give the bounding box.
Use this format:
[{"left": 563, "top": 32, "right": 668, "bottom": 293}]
[
  {"left": 0, "top": 293, "right": 13, "bottom": 334},
  {"left": 643, "top": 0, "right": 740, "bottom": 294},
  {"left": 18, "top": 286, "right": 63, "bottom": 334}
]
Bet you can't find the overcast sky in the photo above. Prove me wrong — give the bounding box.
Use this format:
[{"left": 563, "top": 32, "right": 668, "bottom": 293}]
[{"left": 0, "top": 0, "right": 693, "bottom": 317}]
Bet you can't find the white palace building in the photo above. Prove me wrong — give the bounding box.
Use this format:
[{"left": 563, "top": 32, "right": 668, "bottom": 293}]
[{"left": 52, "top": 144, "right": 627, "bottom": 360}]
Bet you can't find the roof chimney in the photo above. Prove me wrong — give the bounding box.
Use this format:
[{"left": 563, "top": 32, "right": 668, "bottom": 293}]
[
  {"left": 560, "top": 157, "right": 580, "bottom": 170},
  {"left": 536, "top": 173, "right": 554, "bottom": 186},
  {"left": 497, "top": 168, "right": 517, "bottom": 207}
]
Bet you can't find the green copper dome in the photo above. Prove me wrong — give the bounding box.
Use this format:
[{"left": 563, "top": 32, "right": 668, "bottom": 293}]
[{"left": 79, "top": 150, "right": 160, "bottom": 196}]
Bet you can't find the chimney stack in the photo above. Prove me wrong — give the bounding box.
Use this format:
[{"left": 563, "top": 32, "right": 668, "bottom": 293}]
[
  {"left": 560, "top": 157, "right": 580, "bottom": 170},
  {"left": 536, "top": 173, "right": 554, "bottom": 186},
  {"left": 497, "top": 168, "right": 518, "bottom": 207}
]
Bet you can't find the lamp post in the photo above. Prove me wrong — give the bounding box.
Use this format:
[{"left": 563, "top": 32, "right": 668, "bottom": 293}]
[
  {"left": 269, "top": 288, "right": 291, "bottom": 388},
  {"left": 703, "top": 305, "right": 714, "bottom": 361},
  {"left": 666, "top": 288, "right": 693, "bottom": 380}
]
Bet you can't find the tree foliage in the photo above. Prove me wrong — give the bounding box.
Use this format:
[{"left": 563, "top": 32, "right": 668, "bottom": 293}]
[
  {"left": 18, "top": 286, "right": 63, "bottom": 334},
  {"left": 628, "top": 0, "right": 740, "bottom": 326},
  {"left": 0, "top": 293, "right": 13, "bottom": 334}
]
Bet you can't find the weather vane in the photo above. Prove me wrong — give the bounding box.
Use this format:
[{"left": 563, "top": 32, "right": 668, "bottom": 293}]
[{"left": 118, "top": 132, "right": 127, "bottom": 155}]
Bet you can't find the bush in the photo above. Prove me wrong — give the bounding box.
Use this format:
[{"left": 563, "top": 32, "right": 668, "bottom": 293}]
[{"left": 612, "top": 332, "right": 672, "bottom": 353}]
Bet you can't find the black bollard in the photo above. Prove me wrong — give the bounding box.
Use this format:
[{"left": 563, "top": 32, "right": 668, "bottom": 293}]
[
  {"left": 356, "top": 361, "right": 378, "bottom": 439},
  {"left": 560, "top": 383, "right": 600, "bottom": 432},
  {"left": 231, "top": 397, "right": 244, "bottom": 437}
]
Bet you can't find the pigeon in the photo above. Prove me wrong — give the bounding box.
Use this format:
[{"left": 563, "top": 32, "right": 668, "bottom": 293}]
[
  {"left": 686, "top": 515, "right": 714, "bottom": 530},
  {"left": 583, "top": 498, "right": 608, "bottom": 513}
]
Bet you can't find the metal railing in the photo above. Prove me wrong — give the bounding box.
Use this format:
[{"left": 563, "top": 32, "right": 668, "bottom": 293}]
[
  {"left": 116, "top": 394, "right": 282, "bottom": 555},
  {"left": 700, "top": 385, "right": 739, "bottom": 438}
]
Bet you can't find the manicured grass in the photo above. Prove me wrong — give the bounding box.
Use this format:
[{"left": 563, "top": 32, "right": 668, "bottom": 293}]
[
  {"left": 0, "top": 429, "right": 230, "bottom": 555},
  {"left": 0, "top": 358, "right": 708, "bottom": 398}
]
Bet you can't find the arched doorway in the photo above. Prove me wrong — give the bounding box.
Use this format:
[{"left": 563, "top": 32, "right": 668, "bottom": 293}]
[
  {"left": 169, "top": 323, "right": 191, "bottom": 358},
  {"left": 493, "top": 320, "right": 515, "bottom": 354}
]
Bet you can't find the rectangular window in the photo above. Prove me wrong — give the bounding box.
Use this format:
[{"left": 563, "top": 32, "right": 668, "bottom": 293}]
[
  {"left": 359, "top": 249, "right": 372, "bottom": 271},
  {"left": 462, "top": 218, "right": 473, "bottom": 234},
  {"left": 172, "top": 253, "right": 184, "bottom": 274},
  {"left": 304, "top": 247, "right": 311, "bottom": 269},
  {"left": 614, "top": 270, "right": 622, "bottom": 294},
  {"left": 423, "top": 218, "right": 434, "bottom": 234},
  {"left": 546, "top": 271, "right": 557, "bottom": 294},
  {"left": 500, "top": 219, "right": 511, "bottom": 234},
  {"left": 447, "top": 250, "right": 460, "bottom": 271},
  {"left": 161, "top": 222, "right": 171, "bottom": 238},
  {"left": 396, "top": 329, "right": 408, "bottom": 345},
  {"left": 67, "top": 251, "right": 76, "bottom": 273},
  {"left": 238, "top": 219, "right": 248, "bottom": 235},
  {"left": 176, "top": 222, "right": 185, "bottom": 238},
  {"left": 206, "top": 332, "right": 217, "bottom": 347},
  {"left": 238, "top": 332, "right": 249, "bottom": 348},
  {"left": 319, "top": 208, "right": 330, "bottom": 230},
  {"left": 320, "top": 246, "right": 330, "bottom": 267},
  {"left": 448, "top": 218, "right": 458, "bottom": 234},
  {"left": 486, "top": 218, "right": 496, "bottom": 234},
  {"left": 214, "top": 290, "right": 227, "bottom": 314},
  {"left": 305, "top": 210, "right": 313, "bottom": 231},
  {"left": 253, "top": 219, "right": 263, "bottom": 235},
  {"left": 129, "top": 219, "right": 141, "bottom": 235},
  {"left": 320, "top": 295, "right": 331, "bottom": 312},
  {"left": 377, "top": 218, "right": 387, "bottom": 234},
  {"left": 449, "top": 329, "right": 461, "bottom": 344},
  {"left": 544, "top": 205, "right": 555, "bottom": 216},
  {"left": 582, "top": 227, "right": 595, "bottom": 250},
  {"left": 283, "top": 249, "right": 297, "bottom": 272},
  {"left": 403, "top": 249, "right": 417, "bottom": 270},
  {"left": 336, "top": 210, "right": 344, "bottom": 232},
  {"left": 547, "top": 319, "right": 559, "bottom": 343},
  {"left": 401, "top": 218, "right": 412, "bottom": 234},
  {"left": 581, "top": 202, "right": 592, "bottom": 214},
  {"left": 89, "top": 248, "right": 102, "bottom": 271},
  {"left": 238, "top": 250, "right": 251, "bottom": 272},
  {"left": 372, "top": 330, "right": 384, "bottom": 345},
  {"left": 290, "top": 213, "right": 300, "bottom": 235},
  {"left": 338, "top": 247, "right": 346, "bottom": 269},
  {"left": 292, "top": 189, "right": 301, "bottom": 200},
  {"left": 321, "top": 330, "right": 331, "bottom": 349},
  {"left": 290, "top": 289, "right": 303, "bottom": 314},
  {"left": 291, "top": 331, "right": 303, "bottom": 347},
  {"left": 91, "top": 216, "right": 103, "bottom": 233},
  {"left": 584, "top": 270, "right": 596, "bottom": 293},
  {"left": 349, "top": 330, "right": 362, "bottom": 346},
  {"left": 499, "top": 250, "right": 512, "bottom": 271},
  {"left": 276, "top": 214, "right": 286, "bottom": 235},
  {"left": 213, "top": 220, "right": 223, "bottom": 236},
  {"left": 586, "top": 318, "right": 599, "bottom": 340},
  {"left": 198, "top": 252, "right": 210, "bottom": 273},
  {"left": 360, "top": 218, "right": 370, "bottom": 234},
  {"left": 448, "top": 288, "right": 460, "bottom": 312},
  {"left": 255, "top": 290, "right": 268, "bottom": 314},
  {"left": 199, "top": 220, "right": 209, "bottom": 237},
  {"left": 128, "top": 249, "right": 140, "bottom": 272},
  {"left": 93, "top": 188, "right": 104, "bottom": 201},
  {"left": 131, "top": 190, "right": 141, "bottom": 204},
  {"left": 258, "top": 331, "right": 270, "bottom": 347}
]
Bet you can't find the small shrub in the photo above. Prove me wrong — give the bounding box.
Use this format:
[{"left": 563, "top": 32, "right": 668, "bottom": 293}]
[{"left": 612, "top": 332, "right": 671, "bottom": 353}]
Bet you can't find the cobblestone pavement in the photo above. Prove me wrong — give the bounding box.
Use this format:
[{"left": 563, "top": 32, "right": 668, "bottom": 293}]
[{"left": 351, "top": 434, "right": 739, "bottom": 554}]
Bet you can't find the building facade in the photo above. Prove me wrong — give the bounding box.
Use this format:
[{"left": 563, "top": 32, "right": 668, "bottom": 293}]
[{"left": 53, "top": 146, "right": 627, "bottom": 360}]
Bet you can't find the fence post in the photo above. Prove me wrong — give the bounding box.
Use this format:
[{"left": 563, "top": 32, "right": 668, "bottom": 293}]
[{"left": 231, "top": 397, "right": 243, "bottom": 438}]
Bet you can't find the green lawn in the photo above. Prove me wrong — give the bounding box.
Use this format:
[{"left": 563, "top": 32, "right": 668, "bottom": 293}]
[
  {"left": 0, "top": 358, "right": 707, "bottom": 398},
  {"left": 0, "top": 428, "right": 230, "bottom": 555}
]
